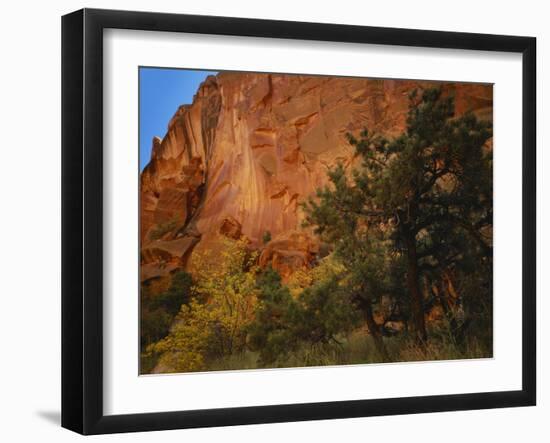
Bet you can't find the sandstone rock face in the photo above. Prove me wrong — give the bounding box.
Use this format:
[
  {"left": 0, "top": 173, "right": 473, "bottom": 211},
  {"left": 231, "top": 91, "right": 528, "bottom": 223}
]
[
  {"left": 140, "top": 73, "right": 492, "bottom": 281},
  {"left": 219, "top": 216, "right": 242, "bottom": 240},
  {"left": 259, "top": 231, "right": 319, "bottom": 280}
]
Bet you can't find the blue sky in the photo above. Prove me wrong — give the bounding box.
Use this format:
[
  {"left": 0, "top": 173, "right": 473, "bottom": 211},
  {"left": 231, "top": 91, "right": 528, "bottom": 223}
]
[{"left": 139, "top": 68, "right": 217, "bottom": 171}]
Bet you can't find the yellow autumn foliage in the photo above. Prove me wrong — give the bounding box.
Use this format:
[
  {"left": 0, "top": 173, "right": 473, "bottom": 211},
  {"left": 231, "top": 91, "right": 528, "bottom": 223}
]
[
  {"left": 286, "top": 253, "right": 346, "bottom": 297},
  {"left": 149, "top": 237, "right": 259, "bottom": 373}
]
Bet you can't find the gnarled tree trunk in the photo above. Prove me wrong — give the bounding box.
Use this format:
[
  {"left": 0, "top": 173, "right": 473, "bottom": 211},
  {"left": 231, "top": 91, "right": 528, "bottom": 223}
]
[
  {"left": 404, "top": 232, "right": 427, "bottom": 344},
  {"left": 362, "top": 298, "right": 391, "bottom": 362}
]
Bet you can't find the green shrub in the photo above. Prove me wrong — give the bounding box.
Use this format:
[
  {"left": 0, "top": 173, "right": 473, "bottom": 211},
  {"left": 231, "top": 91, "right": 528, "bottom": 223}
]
[{"left": 140, "top": 271, "right": 194, "bottom": 355}]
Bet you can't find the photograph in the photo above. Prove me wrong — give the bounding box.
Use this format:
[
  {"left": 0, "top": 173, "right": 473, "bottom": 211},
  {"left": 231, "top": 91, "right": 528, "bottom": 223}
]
[
  {"left": 139, "top": 68, "right": 494, "bottom": 375},
  {"left": 1, "top": 0, "right": 544, "bottom": 440}
]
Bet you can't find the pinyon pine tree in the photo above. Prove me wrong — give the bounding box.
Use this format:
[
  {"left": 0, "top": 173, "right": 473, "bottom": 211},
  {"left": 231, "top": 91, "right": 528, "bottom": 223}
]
[{"left": 304, "top": 87, "right": 492, "bottom": 346}]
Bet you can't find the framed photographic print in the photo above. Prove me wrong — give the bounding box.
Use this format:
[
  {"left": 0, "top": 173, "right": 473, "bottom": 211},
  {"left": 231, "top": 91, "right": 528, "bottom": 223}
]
[{"left": 61, "top": 8, "right": 536, "bottom": 435}]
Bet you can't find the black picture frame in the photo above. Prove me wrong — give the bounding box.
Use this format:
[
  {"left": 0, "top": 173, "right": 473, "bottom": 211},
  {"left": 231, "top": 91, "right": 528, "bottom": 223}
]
[{"left": 62, "top": 8, "right": 536, "bottom": 435}]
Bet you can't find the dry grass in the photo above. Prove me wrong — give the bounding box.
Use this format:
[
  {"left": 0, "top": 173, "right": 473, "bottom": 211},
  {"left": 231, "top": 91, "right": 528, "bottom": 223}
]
[{"left": 145, "top": 322, "right": 492, "bottom": 374}]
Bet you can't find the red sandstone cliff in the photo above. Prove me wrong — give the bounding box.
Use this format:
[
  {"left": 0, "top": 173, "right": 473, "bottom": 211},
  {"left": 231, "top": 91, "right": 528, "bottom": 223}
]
[{"left": 140, "top": 73, "right": 492, "bottom": 282}]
